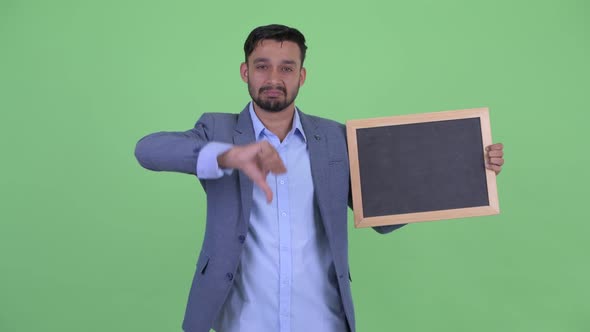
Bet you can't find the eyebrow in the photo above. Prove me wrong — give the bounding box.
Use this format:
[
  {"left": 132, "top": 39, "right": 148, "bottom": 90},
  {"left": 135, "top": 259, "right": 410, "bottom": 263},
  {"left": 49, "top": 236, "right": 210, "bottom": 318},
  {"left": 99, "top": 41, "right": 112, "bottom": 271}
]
[{"left": 252, "top": 58, "right": 298, "bottom": 66}]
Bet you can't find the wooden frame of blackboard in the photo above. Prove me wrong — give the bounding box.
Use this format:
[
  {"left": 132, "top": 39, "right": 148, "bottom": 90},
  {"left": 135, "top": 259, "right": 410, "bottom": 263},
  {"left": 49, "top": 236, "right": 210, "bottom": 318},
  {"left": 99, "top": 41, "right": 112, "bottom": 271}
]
[{"left": 346, "top": 108, "right": 499, "bottom": 228}]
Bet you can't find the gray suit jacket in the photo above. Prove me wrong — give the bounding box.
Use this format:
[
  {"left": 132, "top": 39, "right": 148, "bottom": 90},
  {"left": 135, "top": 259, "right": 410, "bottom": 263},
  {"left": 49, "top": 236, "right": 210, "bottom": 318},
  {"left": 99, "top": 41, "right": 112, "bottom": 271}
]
[{"left": 135, "top": 105, "right": 404, "bottom": 332}]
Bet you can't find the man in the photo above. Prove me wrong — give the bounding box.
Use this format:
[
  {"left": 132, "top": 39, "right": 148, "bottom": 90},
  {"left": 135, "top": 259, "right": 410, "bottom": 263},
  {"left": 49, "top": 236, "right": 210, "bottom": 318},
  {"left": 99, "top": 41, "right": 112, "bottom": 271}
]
[{"left": 135, "top": 24, "right": 505, "bottom": 332}]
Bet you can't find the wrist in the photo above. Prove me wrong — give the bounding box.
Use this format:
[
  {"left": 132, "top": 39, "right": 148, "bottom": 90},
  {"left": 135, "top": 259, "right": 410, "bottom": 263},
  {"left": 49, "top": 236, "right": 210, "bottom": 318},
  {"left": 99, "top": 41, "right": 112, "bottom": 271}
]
[{"left": 217, "top": 147, "right": 235, "bottom": 169}]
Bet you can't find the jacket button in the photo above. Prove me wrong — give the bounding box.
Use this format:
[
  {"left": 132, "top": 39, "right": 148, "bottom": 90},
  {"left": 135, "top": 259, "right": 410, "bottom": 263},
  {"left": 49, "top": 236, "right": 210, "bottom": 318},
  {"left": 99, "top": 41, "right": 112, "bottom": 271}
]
[
  {"left": 226, "top": 273, "right": 234, "bottom": 281},
  {"left": 238, "top": 235, "right": 246, "bottom": 243}
]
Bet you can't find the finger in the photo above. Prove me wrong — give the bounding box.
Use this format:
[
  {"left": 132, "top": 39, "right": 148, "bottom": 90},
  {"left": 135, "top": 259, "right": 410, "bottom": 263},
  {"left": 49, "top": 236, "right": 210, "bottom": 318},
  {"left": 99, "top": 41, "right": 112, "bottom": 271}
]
[
  {"left": 252, "top": 178, "right": 273, "bottom": 203},
  {"left": 248, "top": 168, "right": 274, "bottom": 203},
  {"left": 257, "top": 142, "right": 276, "bottom": 160},
  {"left": 487, "top": 150, "right": 504, "bottom": 158},
  {"left": 260, "top": 161, "right": 286, "bottom": 175},
  {"left": 258, "top": 145, "right": 287, "bottom": 174},
  {"left": 486, "top": 143, "right": 504, "bottom": 151},
  {"left": 489, "top": 157, "right": 504, "bottom": 166},
  {"left": 267, "top": 156, "right": 287, "bottom": 174},
  {"left": 485, "top": 163, "right": 502, "bottom": 174},
  {"left": 256, "top": 157, "right": 269, "bottom": 175},
  {"left": 259, "top": 181, "right": 273, "bottom": 203},
  {"left": 258, "top": 140, "right": 276, "bottom": 157}
]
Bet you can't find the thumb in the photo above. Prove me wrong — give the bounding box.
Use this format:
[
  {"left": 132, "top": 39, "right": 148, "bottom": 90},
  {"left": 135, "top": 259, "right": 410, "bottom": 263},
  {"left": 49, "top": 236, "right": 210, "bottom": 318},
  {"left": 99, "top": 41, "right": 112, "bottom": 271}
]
[{"left": 252, "top": 176, "right": 273, "bottom": 203}]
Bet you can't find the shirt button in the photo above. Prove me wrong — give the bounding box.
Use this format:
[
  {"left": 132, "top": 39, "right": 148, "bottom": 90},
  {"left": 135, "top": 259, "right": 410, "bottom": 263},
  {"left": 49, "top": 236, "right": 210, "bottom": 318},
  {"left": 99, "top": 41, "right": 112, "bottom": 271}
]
[
  {"left": 280, "top": 180, "right": 285, "bottom": 185},
  {"left": 339, "top": 274, "right": 344, "bottom": 279},
  {"left": 281, "top": 212, "right": 287, "bottom": 217},
  {"left": 226, "top": 273, "right": 234, "bottom": 281},
  {"left": 238, "top": 235, "right": 245, "bottom": 243}
]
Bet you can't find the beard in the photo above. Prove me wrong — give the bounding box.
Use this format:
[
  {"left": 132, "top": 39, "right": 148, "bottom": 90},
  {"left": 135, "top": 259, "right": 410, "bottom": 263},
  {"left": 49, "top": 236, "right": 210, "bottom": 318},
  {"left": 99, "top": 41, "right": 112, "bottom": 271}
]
[{"left": 248, "top": 82, "right": 299, "bottom": 113}]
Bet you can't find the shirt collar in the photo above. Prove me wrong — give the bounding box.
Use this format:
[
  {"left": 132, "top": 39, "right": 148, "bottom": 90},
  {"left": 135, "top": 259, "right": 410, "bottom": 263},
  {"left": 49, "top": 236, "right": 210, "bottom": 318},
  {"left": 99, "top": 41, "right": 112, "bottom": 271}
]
[{"left": 248, "top": 102, "right": 307, "bottom": 143}]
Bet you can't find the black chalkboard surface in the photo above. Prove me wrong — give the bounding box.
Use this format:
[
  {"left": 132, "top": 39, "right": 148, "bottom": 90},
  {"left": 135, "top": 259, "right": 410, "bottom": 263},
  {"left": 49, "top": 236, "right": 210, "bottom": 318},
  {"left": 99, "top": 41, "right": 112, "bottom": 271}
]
[{"left": 346, "top": 108, "right": 499, "bottom": 227}]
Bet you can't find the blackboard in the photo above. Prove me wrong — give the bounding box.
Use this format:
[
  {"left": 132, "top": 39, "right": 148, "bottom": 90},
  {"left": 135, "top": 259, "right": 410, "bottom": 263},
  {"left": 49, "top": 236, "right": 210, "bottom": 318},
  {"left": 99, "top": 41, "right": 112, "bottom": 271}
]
[{"left": 346, "top": 108, "right": 499, "bottom": 227}]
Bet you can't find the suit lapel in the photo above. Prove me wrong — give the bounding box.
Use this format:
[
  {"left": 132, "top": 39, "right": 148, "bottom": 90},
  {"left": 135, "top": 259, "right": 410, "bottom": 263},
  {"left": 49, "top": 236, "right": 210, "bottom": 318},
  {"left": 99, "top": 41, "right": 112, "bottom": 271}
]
[
  {"left": 234, "top": 105, "right": 256, "bottom": 225},
  {"left": 299, "top": 110, "right": 334, "bottom": 237}
]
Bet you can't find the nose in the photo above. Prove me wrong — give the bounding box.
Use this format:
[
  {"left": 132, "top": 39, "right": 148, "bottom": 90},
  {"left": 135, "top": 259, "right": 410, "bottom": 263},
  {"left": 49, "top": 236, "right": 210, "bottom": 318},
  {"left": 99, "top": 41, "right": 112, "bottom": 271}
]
[{"left": 267, "top": 68, "right": 282, "bottom": 83}]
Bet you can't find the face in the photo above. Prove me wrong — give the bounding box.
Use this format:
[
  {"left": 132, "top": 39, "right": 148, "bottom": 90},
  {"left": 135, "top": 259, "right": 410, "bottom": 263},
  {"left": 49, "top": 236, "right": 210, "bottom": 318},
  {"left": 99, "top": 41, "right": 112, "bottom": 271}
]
[{"left": 241, "top": 40, "right": 306, "bottom": 113}]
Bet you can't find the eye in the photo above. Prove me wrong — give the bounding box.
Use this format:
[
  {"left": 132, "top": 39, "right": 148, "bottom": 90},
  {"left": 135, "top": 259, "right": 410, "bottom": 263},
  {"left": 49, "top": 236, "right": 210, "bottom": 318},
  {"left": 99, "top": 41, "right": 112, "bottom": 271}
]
[
  {"left": 256, "top": 65, "right": 268, "bottom": 70},
  {"left": 281, "top": 67, "right": 294, "bottom": 72}
]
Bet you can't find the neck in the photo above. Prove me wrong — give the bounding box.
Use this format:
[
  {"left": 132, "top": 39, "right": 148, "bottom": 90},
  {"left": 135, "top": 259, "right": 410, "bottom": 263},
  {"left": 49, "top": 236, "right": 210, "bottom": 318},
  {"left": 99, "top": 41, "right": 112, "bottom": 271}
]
[{"left": 253, "top": 102, "right": 296, "bottom": 141}]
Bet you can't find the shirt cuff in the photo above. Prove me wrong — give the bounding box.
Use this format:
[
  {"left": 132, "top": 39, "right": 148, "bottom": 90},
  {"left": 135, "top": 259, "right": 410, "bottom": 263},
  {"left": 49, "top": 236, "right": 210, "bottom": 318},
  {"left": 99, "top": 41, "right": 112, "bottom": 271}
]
[{"left": 196, "top": 142, "right": 234, "bottom": 179}]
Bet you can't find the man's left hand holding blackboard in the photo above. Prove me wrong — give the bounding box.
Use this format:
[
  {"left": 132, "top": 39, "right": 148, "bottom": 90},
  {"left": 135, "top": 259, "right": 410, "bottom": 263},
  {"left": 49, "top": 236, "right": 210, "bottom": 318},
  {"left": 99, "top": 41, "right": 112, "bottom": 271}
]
[{"left": 485, "top": 143, "right": 504, "bottom": 174}]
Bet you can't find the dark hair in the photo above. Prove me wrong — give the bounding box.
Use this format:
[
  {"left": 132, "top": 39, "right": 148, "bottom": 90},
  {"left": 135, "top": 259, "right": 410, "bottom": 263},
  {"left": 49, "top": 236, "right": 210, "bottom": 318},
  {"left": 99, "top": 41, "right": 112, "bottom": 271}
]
[{"left": 244, "top": 24, "right": 308, "bottom": 65}]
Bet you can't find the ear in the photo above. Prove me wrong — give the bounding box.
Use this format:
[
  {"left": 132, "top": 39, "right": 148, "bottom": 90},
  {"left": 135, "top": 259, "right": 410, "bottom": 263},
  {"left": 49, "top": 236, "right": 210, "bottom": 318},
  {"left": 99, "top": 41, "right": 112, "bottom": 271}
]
[
  {"left": 240, "top": 62, "right": 248, "bottom": 83},
  {"left": 299, "top": 67, "right": 307, "bottom": 87}
]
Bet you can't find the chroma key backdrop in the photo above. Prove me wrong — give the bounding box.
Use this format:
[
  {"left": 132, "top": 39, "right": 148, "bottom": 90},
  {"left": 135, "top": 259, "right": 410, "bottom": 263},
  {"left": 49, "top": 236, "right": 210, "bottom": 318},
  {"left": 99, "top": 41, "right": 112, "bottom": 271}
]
[{"left": 1, "top": 0, "right": 588, "bottom": 331}]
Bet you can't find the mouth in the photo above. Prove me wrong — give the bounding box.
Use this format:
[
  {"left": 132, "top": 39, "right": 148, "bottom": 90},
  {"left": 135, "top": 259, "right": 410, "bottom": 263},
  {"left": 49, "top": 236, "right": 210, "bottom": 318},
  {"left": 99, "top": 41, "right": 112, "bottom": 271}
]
[
  {"left": 260, "top": 86, "right": 286, "bottom": 98},
  {"left": 263, "top": 89, "right": 284, "bottom": 97}
]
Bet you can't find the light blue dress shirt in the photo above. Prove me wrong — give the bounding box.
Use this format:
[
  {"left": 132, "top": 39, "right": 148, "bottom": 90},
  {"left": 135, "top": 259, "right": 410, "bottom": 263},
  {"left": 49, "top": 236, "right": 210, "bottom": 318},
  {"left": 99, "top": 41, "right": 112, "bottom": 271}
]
[{"left": 196, "top": 103, "right": 347, "bottom": 332}]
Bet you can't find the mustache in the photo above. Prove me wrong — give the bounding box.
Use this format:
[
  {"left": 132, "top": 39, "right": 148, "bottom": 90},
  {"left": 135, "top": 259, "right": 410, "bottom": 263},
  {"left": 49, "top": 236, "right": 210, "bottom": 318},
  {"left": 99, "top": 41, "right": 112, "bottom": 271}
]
[{"left": 259, "top": 85, "right": 286, "bottom": 94}]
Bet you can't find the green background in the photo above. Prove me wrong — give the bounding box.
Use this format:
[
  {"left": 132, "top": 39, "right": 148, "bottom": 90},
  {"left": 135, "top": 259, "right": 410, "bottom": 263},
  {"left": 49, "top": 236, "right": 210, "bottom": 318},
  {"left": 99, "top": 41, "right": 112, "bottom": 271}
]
[{"left": 1, "top": 0, "right": 588, "bottom": 331}]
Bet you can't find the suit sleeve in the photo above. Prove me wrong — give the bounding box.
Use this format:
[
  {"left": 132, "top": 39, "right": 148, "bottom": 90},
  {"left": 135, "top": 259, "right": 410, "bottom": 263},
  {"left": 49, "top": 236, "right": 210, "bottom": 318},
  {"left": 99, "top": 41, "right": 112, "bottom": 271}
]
[{"left": 134, "top": 113, "right": 215, "bottom": 175}]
